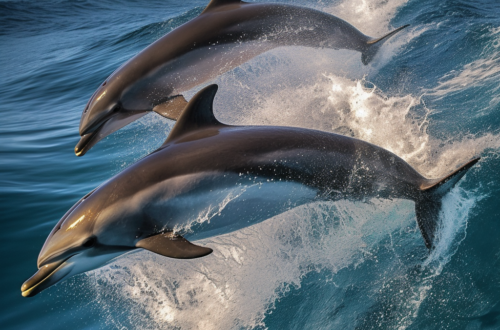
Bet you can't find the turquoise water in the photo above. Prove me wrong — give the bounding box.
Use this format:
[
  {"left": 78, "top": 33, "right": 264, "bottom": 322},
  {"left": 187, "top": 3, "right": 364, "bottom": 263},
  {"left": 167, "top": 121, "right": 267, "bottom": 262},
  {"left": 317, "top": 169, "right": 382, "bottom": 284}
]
[{"left": 1, "top": 0, "right": 499, "bottom": 328}]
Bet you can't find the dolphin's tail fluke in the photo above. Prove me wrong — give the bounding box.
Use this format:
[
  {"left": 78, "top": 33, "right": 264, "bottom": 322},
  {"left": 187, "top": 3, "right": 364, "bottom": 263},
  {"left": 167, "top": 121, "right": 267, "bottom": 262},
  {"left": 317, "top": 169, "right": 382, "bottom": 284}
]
[
  {"left": 415, "top": 157, "right": 480, "bottom": 249},
  {"left": 361, "top": 24, "right": 409, "bottom": 65}
]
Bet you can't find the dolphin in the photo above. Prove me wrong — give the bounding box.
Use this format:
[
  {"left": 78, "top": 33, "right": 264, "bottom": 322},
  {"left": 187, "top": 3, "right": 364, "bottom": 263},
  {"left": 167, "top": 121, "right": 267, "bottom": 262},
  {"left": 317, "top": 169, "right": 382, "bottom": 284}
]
[
  {"left": 22, "top": 85, "right": 478, "bottom": 297},
  {"left": 75, "top": 0, "right": 409, "bottom": 156}
]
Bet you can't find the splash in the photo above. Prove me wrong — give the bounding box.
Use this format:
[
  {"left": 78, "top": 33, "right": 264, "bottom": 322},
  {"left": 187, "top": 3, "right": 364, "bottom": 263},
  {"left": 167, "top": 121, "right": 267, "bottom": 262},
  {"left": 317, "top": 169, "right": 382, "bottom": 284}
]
[
  {"left": 91, "top": 199, "right": 415, "bottom": 329},
  {"left": 172, "top": 184, "right": 253, "bottom": 235},
  {"left": 393, "top": 186, "right": 482, "bottom": 330},
  {"left": 327, "top": 0, "right": 409, "bottom": 36},
  {"left": 426, "top": 187, "right": 482, "bottom": 267},
  {"left": 221, "top": 72, "right": 498, "bottom": 177}
]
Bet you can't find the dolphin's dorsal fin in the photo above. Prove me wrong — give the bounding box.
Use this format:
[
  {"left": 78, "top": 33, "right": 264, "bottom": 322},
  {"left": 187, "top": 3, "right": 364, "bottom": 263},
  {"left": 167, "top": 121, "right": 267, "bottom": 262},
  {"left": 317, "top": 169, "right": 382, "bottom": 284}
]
[
  {"left": 202, "top": 0, "right": 245, "bottom": 14},
  {"left": 164, "top": 84, "right": 226, "bottom": 144},
  {"left": 136, "top": 232, "right": 213, "bottom": 259}
]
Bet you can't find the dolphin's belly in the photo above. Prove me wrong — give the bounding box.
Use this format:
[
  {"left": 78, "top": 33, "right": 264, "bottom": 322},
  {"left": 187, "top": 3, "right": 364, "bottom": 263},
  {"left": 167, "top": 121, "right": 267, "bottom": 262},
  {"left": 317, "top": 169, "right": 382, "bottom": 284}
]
[{"left": 144, "top": 172, "right": 318, "bottom": 241}]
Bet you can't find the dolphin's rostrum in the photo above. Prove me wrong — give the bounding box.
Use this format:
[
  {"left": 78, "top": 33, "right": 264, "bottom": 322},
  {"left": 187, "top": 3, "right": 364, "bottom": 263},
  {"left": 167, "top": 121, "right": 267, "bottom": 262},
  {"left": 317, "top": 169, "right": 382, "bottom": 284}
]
[
  {"left": 23, "top": 84, "right": 478, "bottom": 297},
  {"left": 75, "top": 0, "right": 408, "bottom": 156}
]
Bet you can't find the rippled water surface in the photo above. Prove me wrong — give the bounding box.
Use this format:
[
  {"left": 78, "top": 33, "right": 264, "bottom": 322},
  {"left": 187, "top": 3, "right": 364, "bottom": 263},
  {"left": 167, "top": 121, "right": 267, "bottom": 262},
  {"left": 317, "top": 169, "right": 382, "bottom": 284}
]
[{"left": 1, "top": 0, "right": 499, "bottom": 329}]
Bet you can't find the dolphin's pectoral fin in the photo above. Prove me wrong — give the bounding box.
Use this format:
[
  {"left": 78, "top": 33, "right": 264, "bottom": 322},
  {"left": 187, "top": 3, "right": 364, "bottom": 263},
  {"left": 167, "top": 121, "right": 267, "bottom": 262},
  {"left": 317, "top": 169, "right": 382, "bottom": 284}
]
[
  {"left": 136, "top": 232, "right": 213, "bottom": 259},
  {"left": 153, "top": 95, "right": 188, "bottom": 121},
  {"left": 362, "top": 24, "right": 409, "bottom": 65},
  {"left": 415, "top": 157, "right": 480, "bottom": 249}
]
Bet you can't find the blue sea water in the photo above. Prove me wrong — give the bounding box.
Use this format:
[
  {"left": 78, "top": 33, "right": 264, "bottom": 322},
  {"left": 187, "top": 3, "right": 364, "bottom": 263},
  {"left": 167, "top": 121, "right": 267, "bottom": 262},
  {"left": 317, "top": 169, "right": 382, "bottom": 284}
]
[{"left": 1, "top": 0, "right": 500, "bottom": 328}]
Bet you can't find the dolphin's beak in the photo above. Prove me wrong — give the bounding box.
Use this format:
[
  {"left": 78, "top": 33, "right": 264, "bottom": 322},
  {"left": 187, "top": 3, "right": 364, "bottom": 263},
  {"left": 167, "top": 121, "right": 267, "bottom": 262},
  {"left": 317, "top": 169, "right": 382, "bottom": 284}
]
[
  {"left": 21, "top": 258, "right": 71, "bottom": 297},
  {"left": 75, "top": 133, "right": 95, "bottom": 156},
  {"left": 75, "top": 110, "right": 148, "bottom": 156}
]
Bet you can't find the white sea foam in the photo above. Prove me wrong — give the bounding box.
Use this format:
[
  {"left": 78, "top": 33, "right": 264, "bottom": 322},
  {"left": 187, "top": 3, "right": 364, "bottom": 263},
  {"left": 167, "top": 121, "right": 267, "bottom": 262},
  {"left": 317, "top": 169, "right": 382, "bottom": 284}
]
[
  {"left": 426, "top": 26, "right": 500, "bottom": 109},
  {"left": 217, "top": 71, "right": 500, "bottom": 176},
  {"left": 327, "top": 0, "right": 408, "bottom": 35},
  {"left": 430, "top": 57, "right": 500, "bottom": 98}
]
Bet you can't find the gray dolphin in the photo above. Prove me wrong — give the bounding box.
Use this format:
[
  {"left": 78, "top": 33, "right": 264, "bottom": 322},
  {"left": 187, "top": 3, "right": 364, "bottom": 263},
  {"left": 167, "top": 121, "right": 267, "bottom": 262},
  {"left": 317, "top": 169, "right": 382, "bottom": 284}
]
[
  {"left": 75, "top": 0, "right": 408, "bottom": 156},
  {"left": 23, "top": 85, "right": 478, "bottom": 297}
]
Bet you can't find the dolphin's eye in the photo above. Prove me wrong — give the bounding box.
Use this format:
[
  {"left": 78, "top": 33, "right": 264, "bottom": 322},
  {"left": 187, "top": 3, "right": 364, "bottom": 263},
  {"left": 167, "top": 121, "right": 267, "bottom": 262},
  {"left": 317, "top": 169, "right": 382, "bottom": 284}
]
[
  {"left": 102, "top": 81, "right": 107, "bottom": 86},
  {"left": 82, "top": 236, "right": 97, "bottom": 248},
  {"left": 108, "top": 104, "right": 120, "bottom": 114}
]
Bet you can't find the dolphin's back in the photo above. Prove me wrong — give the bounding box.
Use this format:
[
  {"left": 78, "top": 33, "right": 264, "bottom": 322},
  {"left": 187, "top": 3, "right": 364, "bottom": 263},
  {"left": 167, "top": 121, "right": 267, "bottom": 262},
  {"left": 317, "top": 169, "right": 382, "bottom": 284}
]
[
  {"left": 109, "top": 125, "right": 425, "bottom": 203},
  {"left": 116, "top": 3, "right": 371, "bottom": 109},
  {"left": 104, "top": 124, "right": 477, "bottom": 249}
]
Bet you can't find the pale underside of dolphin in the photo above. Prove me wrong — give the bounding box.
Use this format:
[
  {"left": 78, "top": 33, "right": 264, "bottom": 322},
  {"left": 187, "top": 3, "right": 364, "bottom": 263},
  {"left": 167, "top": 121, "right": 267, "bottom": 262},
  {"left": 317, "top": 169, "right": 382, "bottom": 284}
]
[
  {"left": 75, "top": 0, "right": 409, "bottom": 156},
  {"left": 23, "top": 85, "right": 479, "bottom": 297}
]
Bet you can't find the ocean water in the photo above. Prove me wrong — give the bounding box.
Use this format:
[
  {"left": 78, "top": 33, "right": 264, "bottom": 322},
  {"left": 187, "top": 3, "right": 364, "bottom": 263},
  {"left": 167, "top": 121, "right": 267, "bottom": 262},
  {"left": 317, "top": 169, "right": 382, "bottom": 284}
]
[{"left": 1, "top": 0, "right": 499, "bottom": 328}]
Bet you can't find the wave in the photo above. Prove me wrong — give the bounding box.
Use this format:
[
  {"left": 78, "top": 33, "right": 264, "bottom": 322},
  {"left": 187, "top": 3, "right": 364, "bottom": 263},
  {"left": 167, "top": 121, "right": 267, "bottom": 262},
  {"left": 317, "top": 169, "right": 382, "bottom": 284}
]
[
  {"left": 426, "top": 25, "right": 500, "bottom": 112},
  {"left": 3, "top": 0, "right": 500, "bottom": 329}
]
